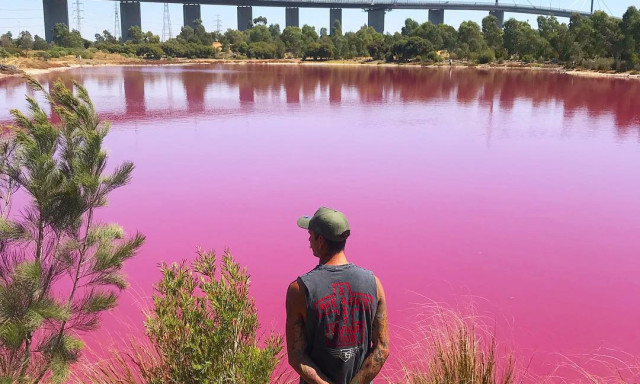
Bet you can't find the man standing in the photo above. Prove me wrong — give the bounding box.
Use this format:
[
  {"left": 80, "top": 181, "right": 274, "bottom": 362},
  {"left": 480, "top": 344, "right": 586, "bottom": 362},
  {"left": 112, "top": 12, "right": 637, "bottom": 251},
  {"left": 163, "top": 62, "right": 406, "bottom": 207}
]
[{"left": 286, "top": 207, "right": 390, "bottom": 384}]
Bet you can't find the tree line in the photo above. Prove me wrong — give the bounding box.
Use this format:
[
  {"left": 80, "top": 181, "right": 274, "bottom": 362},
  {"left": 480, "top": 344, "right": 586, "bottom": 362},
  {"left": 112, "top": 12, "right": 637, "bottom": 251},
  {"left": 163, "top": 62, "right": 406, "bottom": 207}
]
[{"left": 1, "top": 7, "right": 639, "bottom": 71}]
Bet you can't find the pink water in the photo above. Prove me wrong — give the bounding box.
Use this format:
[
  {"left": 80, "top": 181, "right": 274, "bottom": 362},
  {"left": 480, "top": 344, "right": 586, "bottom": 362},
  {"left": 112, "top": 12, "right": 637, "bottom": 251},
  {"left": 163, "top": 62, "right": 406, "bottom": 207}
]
[{"left": 2, "top": 65, "right": 640, "bottom": 381}]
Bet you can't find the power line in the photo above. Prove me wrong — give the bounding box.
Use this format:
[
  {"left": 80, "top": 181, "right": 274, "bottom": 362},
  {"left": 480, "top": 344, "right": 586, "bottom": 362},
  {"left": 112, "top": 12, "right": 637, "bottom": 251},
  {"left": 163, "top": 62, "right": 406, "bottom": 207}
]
[
  {"left": 72, "top": 0, "right": 84, "bottom": 33},
  {"left": 215, "top": 14, "right": 222, "bottom": 32},
  {"left": 162, "top": 3, "right": 173, "bottom": 41},
  {"left": 114, "top": 3, "right": 121, "bottom": 39}
]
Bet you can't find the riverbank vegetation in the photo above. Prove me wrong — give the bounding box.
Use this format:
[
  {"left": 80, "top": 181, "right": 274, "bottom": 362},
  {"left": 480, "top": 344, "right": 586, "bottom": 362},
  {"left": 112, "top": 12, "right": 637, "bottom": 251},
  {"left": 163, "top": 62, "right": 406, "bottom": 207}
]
[{"left": 1, "top": 6, "right": 640, "bottom": 72}]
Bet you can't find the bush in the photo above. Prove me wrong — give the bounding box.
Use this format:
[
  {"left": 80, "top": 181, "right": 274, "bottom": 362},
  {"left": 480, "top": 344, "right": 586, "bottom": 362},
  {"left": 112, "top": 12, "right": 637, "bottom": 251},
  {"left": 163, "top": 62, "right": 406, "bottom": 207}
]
[
  {"left": 48, "top": 46, "right": 70, "bottom": 58},
  {"left": 80, "top": 249, "right": 282, "bottom": 384},
  {"left": 521, "top": 54, "right": 535, "bottom": 63},
  {"left": 582, "top": 57, "right": 615, "bottom": 71},
  {"left": 34, "top": 51, "right": 52, "bottom": 61},
  {"left": 0, "top": 47, "right": 9, "bottom": 58},
  {"left": 477, "top": 49, "right": 495, "bottom": 64},
  {"left": 135, "top": 44, "right": 164, "bottom": 59},
  {"left": 423, "top": 51, "right": 442, "bottom": 63},
  {"left": 247, "top": 41, "right": 278, "bottom": 59},
  {"left": 0, "top": 79, "right": 144, "bottom": 383}
]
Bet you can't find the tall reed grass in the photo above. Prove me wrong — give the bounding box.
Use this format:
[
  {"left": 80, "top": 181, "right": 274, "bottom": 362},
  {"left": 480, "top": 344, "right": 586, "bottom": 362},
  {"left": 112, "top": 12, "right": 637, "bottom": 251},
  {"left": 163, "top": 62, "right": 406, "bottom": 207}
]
[{"left": 391, "top": 302, "right": 516, "bottom": 384}]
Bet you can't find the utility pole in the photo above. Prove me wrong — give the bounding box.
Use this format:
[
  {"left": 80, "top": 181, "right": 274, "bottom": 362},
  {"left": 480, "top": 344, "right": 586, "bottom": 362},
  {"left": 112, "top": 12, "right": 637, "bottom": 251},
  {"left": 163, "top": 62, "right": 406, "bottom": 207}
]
[
  {"left": 162, "top": 3, "right": 173, "bottom": 41},
  {"left": 114, "top": 3, "right": 121, "bottom": 39},
  {"left": 215, "top": 14, "right": 222, "bottom": 32},
  {"left": 590, "top": 0, "right": 594, "bottom": 13},
  {"left": 72, "top": 0, "right": 84, "bottom": 34}
]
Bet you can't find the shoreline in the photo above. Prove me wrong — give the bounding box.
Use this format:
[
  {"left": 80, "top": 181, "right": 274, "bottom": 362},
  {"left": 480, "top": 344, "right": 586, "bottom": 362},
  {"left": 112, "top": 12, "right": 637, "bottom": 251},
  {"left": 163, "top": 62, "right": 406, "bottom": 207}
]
[{"left": 2, "top": 56, "right": 640, "bottom": 81}]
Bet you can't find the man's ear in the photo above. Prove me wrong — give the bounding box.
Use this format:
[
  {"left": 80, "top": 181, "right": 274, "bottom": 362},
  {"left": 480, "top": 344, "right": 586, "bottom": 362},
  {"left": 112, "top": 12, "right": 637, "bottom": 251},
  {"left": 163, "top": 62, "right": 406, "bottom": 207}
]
[{"left": 317, "top": 235, "right": 327, "bottom": 249}]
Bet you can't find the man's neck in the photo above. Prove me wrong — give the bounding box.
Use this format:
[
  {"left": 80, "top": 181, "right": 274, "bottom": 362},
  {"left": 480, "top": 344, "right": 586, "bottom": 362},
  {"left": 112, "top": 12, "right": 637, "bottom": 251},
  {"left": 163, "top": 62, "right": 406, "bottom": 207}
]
[{"left": 319, "top": 251, "right": 348, "bottom": 266}]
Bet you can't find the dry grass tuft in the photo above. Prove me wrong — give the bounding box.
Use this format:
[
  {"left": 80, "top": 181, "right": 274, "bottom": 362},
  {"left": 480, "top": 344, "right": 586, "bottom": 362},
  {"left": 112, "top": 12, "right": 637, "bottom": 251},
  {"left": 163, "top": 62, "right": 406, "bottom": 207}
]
[{"left": 391, "top": 302, "right": 516, "bottom": 384}]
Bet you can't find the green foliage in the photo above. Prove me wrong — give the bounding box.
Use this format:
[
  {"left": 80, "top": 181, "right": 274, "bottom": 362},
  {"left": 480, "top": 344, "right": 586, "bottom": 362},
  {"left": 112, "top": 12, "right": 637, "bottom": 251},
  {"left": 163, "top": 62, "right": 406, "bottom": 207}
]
[
  {"left": 0, "top": 78, "right": 144, "bottom": 383},
  {"left": 32, "top": 35, "right": 49, "bottom": 51},
  {"left": 247, "top": 42, "right": 278, "bottom": 59},
  {"left": 144, "top": 249, "right": 282, "bottom": 384},
  {"left": 458, "top": 21, "right": 486, "bottom": 56},
  {"left": 477, "top": 49, "right": 496, "bottom": 64},
  {"left": 282, "top": 27, "right": 304, "bottom": 56},
  {"left": 482, "top": 15, "right": 503, "bottom": 52},
  {"left": 0, "top": 47, "right": 9, "bottom": 58},
  {"left": 52, "top": 23, "right": 85, "bottom": 49},
  {"left": 9, "top": 5, "right": 640, "bottom": 69}
]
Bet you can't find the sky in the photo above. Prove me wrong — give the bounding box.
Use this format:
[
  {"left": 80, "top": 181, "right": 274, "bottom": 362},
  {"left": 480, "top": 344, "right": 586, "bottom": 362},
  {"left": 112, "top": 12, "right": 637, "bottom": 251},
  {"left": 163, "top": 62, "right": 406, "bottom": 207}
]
[{"left": 0, "top": 0, "right": 635, "bottom": 40}]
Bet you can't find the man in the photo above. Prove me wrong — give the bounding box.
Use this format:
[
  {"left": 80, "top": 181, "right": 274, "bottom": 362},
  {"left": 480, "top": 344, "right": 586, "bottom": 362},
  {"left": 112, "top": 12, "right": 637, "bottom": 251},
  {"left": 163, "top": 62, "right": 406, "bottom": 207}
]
[{"left": 286, "top": 207, "right": 389, "bottom": 384}]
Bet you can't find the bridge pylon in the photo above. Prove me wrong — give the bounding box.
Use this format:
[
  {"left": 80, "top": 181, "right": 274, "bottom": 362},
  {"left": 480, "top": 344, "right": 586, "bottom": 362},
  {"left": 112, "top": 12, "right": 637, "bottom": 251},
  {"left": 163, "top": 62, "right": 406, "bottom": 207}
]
[
  {"left": 183, "top": 3, "right": 201, "bottom": 28},
  {"left": 489, "top": 10, "right": 504, "bottom": 27},
  {"left": 367, "top": 8, "right": 386, "bottom": 33},
  {"left": 237, "top": 6, "right": 252, "bottom": 31},
  {"left": 330, "top": 8, "right": 342, "bottom": 34},
  {"left": 43, "top": 0, "right": 70, "bottom": 42},
  {"left": 286, "top": 7, "right": 300, "bottom": 28},
  {"left": 120, "top": 1, "right": 142, "bottom": 41},
  {"left": 428, "top": 8, "right": 444, "bottom": 24}
]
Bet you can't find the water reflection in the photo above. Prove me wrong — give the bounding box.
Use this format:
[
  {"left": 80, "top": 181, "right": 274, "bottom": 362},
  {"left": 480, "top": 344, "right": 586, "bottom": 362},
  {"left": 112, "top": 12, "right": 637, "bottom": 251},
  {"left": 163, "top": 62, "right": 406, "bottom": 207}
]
[{"left": 1, "top": 64, "right": 640, "bottom": 135}]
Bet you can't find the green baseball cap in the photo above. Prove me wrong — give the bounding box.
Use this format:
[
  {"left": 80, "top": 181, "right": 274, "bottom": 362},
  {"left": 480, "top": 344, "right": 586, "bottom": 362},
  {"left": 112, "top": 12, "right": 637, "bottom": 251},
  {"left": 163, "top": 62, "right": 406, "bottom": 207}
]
[{"left": 297, "top": 207, "right": 351, "bottom": 242}]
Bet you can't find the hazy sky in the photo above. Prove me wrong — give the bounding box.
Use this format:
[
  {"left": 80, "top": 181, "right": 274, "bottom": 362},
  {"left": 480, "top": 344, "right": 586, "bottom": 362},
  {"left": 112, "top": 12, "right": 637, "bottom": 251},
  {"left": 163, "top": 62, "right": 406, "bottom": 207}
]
[{"left": 0, "top": 0, "right": 635, "bottom": 40}]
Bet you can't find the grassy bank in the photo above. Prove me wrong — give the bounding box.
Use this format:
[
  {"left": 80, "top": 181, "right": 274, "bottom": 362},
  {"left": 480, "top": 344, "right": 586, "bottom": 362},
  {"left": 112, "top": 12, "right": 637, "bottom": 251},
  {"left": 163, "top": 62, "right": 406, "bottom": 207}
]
[{"left": 3, "top": 53, "right": 640, "bottom": 82}]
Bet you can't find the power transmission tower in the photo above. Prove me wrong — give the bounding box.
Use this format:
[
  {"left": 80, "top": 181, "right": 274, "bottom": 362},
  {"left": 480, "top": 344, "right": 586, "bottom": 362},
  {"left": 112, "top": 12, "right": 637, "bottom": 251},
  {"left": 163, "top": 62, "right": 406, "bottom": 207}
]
[
  {"left": 72, "top": 0, "right": 83, "bottom": 34},
  {"left": 114, "top": 3, "right": 121, "bottom": 39},
  {"left": 162, "top": 3, "right": 173, "bottom": 41},
  {"left": 215, "top": 14, "right": 222, "bottom": 32}
]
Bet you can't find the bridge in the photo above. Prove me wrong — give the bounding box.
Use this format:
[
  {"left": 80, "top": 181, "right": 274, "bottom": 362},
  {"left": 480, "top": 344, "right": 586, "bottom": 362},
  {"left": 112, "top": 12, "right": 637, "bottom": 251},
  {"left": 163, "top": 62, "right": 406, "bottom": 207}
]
[{"left": 41, "top": 0, "right": 592, "bottom": 42}]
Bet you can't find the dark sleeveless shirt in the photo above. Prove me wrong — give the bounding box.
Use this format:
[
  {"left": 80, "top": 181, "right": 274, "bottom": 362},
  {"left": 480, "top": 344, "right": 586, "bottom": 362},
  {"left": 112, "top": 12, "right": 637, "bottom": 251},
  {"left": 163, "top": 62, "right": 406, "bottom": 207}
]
[{"left": 297, "top": 263, "right": 378, "bottom": 384}]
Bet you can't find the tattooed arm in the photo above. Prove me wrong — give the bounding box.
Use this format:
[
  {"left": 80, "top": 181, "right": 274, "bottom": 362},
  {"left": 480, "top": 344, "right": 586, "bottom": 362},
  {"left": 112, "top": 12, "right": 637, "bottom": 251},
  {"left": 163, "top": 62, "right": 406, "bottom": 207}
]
[
  {"left": 349, "top": 276, "right": 390, "bottom": 384},
  {"left": 286, "top": 280, "right": 334, "bottom": 384}
]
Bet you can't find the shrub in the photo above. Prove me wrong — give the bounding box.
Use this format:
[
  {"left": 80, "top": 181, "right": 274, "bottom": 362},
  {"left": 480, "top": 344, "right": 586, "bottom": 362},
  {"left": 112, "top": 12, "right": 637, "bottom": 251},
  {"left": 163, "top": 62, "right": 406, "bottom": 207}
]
[
  {"left": 477, "top": 49, "right": 495, "bottom": 64},
  {"left": 521, "top": 54, "right": 535, "bottom": 63},
  {"left": 423, "top": 51, "right": 442, "bottom": 63},
  {"left": 0, "top": 47, "right": 9, "bottom": 58},
  {"left": 80, "top": 249, "right": 282, "bottom": 384},
  {"left": 0, "top": 78, "right": 144, "bottom": 383},
  {"left": 582, "top": 57, "right": 615, "bottom": 71},
  {"left": 135, "top": 44, "right": 164, "bottom": 59},
  {"left": 247, "top": 41, "right": 278, "bottom": 59}
]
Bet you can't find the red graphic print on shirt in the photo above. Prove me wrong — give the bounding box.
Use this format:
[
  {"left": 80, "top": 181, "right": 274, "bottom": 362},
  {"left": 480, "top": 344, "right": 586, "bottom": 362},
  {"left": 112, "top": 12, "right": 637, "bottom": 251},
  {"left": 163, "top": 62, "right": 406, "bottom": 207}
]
[{"left": 314, "top": 282, "right": 374, "bottom": 348}]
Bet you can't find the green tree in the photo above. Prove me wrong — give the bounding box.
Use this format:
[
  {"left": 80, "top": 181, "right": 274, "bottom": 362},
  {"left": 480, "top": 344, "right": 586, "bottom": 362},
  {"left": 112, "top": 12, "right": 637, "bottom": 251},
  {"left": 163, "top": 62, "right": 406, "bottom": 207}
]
[
  {"left": 0, "top": 32, "right": 13, "bottom": 48},
  {"left": 281, "top": 26, "right": 303, "bottom": 56},
  {"left": 401, "top": 18, "right": 420, "bottom": 36},
  {"left": 126, "top": 25, "right": 144, "bottom": 44},
  {"left": 268, "top": 23, "right": 281, "bottom": 39},
  {"left": 437, "top": 24, "right": 458, "bottom": 51},
  {"left": 248, "top": 25, "right": 272, "bottom": 43},
  {"left": 503, "top": 19, "right": 548, "bottom": 58},
  {"left": 301, "top": 24, "right": 319, "bottom": 46},
  {"left": 52, "top": 24, "right": 84, "bottom": 48},
  {"left": 482, "top": 15, "right": 503, "bottom": 54},
  {"left": 621, "top": 6, "right": 640, "bottom": 68},
  {"left": 253, "top": 16, "right": 268, "bottom": 26},
  {"left": 458, "top": 21, "right": 486, "bottom": 56},
  {"left": 32, "top": 35, "right": 49, "bottom": 50},
  {"left": 144, "top": 249, "right": 282, "bottom": 384},
  {"left": 0, "top": 79, "right": 144, "bottom": 383},
  {"left": 223, "top": 29, "right": 246, "bottom": 52},
  {"left": 16, "top": 31, "right": 34, "bottom": 51},
  {"left": 537, "top": 16, "right": 571, "bottom": 60}
]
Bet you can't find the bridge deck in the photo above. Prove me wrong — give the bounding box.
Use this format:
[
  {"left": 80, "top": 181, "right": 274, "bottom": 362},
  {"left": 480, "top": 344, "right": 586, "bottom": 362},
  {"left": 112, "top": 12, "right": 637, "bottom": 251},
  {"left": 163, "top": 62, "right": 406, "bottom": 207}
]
[{"left": 109, "top": 0, "right": 590, "bottom": 17}]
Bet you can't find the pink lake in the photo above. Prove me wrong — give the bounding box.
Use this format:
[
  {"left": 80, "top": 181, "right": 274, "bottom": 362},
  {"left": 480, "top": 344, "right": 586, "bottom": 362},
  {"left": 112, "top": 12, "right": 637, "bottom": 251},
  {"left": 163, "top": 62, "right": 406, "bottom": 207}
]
[{"left": 1, "top": 64, "right": 640, "bottom": 382}]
